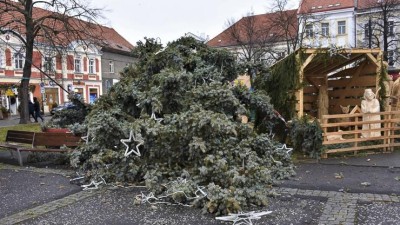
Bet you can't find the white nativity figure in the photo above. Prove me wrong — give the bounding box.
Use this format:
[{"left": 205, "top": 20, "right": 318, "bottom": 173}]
[{"left": 361, "top": 89, "right": 381, "bottom": 138}]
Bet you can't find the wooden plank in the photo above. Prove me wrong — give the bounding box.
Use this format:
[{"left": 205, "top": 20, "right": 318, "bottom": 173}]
[
  {"left": 304, "top": 104, "right": 313, "bottom": 111},
  {"left": 5, "top": 130, "right": 35, "bottom": 144},
  {"left": 329, "top": 89, "right": 365, "bottom": 98},
  {"left": 321, "top": 119, "right": 394, "bottom": 128},
  {"left": 303, "top": 95, "right": 318, "bottom": 102},
  {"left": 328, "top": 67, "right": 358, "bottom": 79},
  {"left": 308, "top": 55, "right": 365, "bottom": 75},
  {"left": 303, "top": 86, "right": 318, "bottom": 92},
  {"left": 322, "top": 111, "right": 400, "bottom": 119},
  {"left": 302, "top": 48, "right": 381, "bottom": 54},
  {"left": 323, "top": 127, "right": 394, "bottom": 136},
  {"left": 324, "top": 135, "right": 386, "bottom": 145},
  {"left": 33, "top": 133, "right": 81, "bottom": 148},
  {"left": 301, "top": 52, "right": 317, "bottom": 70},
  {"left": 329, "top": 76, "right": 376, "bottom": 87},
  {"left": 329, "top": 99, "right": 362, "bottom": 107},
  {"left": 366, "top": 53, "right": 378, "bottom": 66},
  {"left": 325, "top": 142, "right": 400, "bottom": 154}
]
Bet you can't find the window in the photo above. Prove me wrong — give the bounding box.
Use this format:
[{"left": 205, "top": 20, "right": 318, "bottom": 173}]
[
  {"left": 388, "top": 51, "right": 394, "bottom": 66},
  {"left": 105, "top": 80, "right": 112, "bottom": 91},
  {"left": 109, "top": 60, "right": 114, "bottom": 73},
  {"left": 388, "top": 21, "right": 394, "bottom": 36},
  {"left": 277, "top": 52, "right": 285, "bottom": 59},
  {"left": 338, "top": 21, "right": 346, "bottom": 35},
  {"left": 14, "top": 51, "right": 24, "bottom": 69},
  {"left": 321, "top": 23, "right": 329, "bottom": 37},
  {"left": 74, "top": 55, "right": 82, "bottom": 73},
  {"left": 364, "top": 23, "right": 371, "bottom": 39},
  {"left": 43, "top": 56, "right": 55, "bottom": 72},
  {"left": 305, "top": 24, "right": 313, "bottom": 38},
  {"left": 89, "top": 58, "right": 95, "bottom": 74}
]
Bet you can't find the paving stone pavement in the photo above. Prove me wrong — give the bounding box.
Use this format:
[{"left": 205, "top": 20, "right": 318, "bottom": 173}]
[
  {"left": 275, "top": 187, "right": 400, "bottom": 225},
  {"left": 1, "top": 163, "right": 400, "bottom": 224},
  {"left": 0, "top": 190, "right": 99, "bottom": 225}
]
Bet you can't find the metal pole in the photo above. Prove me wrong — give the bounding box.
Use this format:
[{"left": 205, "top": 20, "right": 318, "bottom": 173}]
[{"left": 369, "top": 18, "right": 372, "bottom": 48}]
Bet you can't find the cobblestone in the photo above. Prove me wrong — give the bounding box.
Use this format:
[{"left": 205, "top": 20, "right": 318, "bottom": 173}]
[
  {"left": 276, "top": 187, "right": 400, "bottom": 225},
  {"left": 0, "top": 190, "right": 100, "bottom": 225},
  {"left": 1, "top": 163, "right": 400, "bottom": 224}
]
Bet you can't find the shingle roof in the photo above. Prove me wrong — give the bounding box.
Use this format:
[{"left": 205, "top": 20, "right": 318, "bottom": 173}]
[
  {"left": 207, "top": 9, "right": 298, "bottom": 48},
  {"left": 298, "top": 0, "right": 355, "bottom": 14},
  {"left": 0, "top": 2, "right": 133, "bottom": 53}
]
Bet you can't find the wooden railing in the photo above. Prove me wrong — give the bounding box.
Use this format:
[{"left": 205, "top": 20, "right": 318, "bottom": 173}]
[{"left": 321, "top": 111, "right": 400, "bottom": 158}]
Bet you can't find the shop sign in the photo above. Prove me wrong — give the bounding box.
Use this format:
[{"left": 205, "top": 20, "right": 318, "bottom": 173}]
[{"left": 5, "top": 89, "right": 14, "bottom": 96}]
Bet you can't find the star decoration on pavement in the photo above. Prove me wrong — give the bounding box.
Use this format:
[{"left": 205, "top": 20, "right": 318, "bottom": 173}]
[
  {"left": 151, "top": 112, "right": 163, "bottom": 122},
  {"left": 81, "top": 180, "right": 103, "bottom": 191},
  {"left": 216, "top": 211, "right": 273, "bottom": 225},
  {"left": 277, "top": 144, "right": 293, "bottom": 155},
  {"left": 121, "top": 130, "right": 144, "bottom": 157}
]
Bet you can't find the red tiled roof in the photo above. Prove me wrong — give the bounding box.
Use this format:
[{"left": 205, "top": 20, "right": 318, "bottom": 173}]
[
  {"left": 298, "top": 0, "right": 354, "bottom": 14},
  {"left": 357, "top": 0, "right": 400, "bottom": 10},
  {"left": 207, "top": 9, "right": 298, "bottom": 48},
  {"left": 0, "top": 2, "right": 133, "bottom": 53}
]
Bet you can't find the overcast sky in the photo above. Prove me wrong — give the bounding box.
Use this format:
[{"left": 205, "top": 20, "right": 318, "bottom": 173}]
[{"left": 94, "top": 0, "right": 300, "bottom": 46}]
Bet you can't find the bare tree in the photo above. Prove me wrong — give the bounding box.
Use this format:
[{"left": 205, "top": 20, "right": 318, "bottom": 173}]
[
  {"left": 0, "top": 0, "right": 103, "bottom": 124},
  {"left": 357, "top": 0, "right": 400, "bottom": 64},
  {"left": 269, "top": 0, "right": 300, "bottom": 54},
  {"left": 225, "top": 12, "right": 282, "bottom": 65}
]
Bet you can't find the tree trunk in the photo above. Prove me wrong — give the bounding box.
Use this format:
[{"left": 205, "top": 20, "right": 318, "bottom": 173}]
[
  {"left": 19, "top": 1, "right": 34, "bottom": 124},
  {"left": 19, "top": 43, "right": 33, "bottom": 124}
]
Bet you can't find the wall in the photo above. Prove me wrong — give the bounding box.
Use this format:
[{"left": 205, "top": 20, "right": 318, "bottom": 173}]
[
  {"left": 101, "top": 51, "right": 134, "bottom": 93},
  {"left": 299, "top": 8, "right": 356, "bottom": 48}
]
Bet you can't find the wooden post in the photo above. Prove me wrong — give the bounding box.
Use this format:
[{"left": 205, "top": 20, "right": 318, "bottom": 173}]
[
  {"left": 322, "top": 116, "right": 328, "bottom": 158},
  {"left": 354, "top": 116, "right": 359, "bottom": 151},
  {"left": 388, "top": 110, "right": 393, "bottom": 152},
  {"left": 383, "top": 113, "right": 388, "bottom": 152}
]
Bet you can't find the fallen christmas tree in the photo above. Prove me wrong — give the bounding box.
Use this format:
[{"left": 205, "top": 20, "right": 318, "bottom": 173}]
[{"left": 68, "top": 37, "right": 295, "bottom": 215}]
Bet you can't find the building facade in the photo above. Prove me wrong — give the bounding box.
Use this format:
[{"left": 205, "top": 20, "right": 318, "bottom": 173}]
[
  {"left": 208, "top": 0, "right": 400, "bottom": 71},
  {"left": 298, "top": 0, "right": 356, "bottom": 48},
  {"left": 0, "top": 14, "right": 133, "bottom": 114},
  {"left": 207, "top": 10, "right": 298, "bottom": 67},
  {"left": 298, "top": 0, "right": 400, "bottom": 69}
]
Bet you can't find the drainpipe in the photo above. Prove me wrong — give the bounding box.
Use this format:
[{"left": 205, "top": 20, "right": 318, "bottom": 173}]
[{"left": 354, "top": 0, "right": 358, "bottom": 48}]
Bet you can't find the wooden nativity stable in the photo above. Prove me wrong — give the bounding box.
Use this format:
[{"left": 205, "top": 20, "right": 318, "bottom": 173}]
[
  {"left": 292, "top": 48, "right": 388, "bottom": 118},
  {"left": 271, "top": 47, "right": 400, "bottom": 157}
]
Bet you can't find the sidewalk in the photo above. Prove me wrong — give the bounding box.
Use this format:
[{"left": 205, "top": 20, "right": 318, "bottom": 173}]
[
  {"left": 0, "top": 114, "right": 52, "bottom": 127},
  {"left": 0, "top": 150, "right": 399, "bottom": 224}
]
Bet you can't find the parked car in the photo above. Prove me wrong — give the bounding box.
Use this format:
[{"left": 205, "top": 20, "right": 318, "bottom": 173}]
[{"left": 50, "top": 102, "right": 77, "bottom": 115}]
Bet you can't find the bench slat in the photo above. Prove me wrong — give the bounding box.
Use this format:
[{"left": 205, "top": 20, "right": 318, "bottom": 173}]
[
  {"left": 5, "top": 130, "right": 35, "bottom": 144},
  {"left": 32, "top": 133, "right": 81, "bottom": 148}
]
